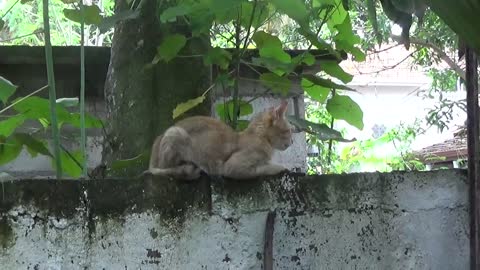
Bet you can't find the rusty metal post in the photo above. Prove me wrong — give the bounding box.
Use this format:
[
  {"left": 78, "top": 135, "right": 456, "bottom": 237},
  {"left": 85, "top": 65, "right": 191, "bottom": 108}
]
[
  {"left": 466, "top": 46, "right": 480, "bottom": 270},
  {"left": 263, "top": 211, "right": 275, "bottom": 270}
]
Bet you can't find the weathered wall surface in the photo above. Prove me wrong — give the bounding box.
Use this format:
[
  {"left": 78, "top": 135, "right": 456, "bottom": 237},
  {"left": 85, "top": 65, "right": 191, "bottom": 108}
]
[{"left": 0, "top": 170, "right": 469, "bottom": 269}]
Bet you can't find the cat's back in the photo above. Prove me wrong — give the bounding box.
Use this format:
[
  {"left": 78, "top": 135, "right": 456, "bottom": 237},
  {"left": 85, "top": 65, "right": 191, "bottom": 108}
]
[{"left": 174, "top": 116, "right": 234, "bottom": 134}]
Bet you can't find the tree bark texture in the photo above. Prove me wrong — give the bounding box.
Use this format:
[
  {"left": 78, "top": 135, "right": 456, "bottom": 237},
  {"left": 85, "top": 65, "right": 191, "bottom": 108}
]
[{"left": 102, "top": 0, "right": 211, "bottom": 176}]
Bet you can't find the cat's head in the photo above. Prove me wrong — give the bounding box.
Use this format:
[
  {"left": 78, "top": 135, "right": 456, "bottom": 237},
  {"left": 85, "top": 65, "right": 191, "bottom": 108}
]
[{"left": 250, "top": 100, "right": 293, "bottom": 151}]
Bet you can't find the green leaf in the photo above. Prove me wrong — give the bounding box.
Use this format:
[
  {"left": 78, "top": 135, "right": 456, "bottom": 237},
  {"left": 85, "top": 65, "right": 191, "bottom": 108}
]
[
  {"left": 38, "top": 118, "right": 50, "bottom": 129},
  {"left": 260, "top": 45, "right": 291, "bottom": 64},
  {"left": 236, "top": 120, "right": 250, "bottom": 131},
  {"left": 61, "top": 0, "right": 77, "bottom": 4},
  {"left": 20, "top": 0, "right": 34, "bottom": 3},
  {"left": 333, "top": 14, "right": 364, "bottom": 62},
  {"left": 63, "top": 5, "right": 102, "bottom": 25},
  {"left": 292, "top": 52, "right": 315, "bottom": 66},
  {"left": 12, "top": 96, "right": 71, "bottom": 124},
  {"left": 156, "top": 34, "right": 187, "bottom": 63},
  {"left": 335, "top": 39, "right": 365, "bottom": 61},
  {"left": 239, "top": 1, "right": 271, "bottom": 29},
  {"left": 98, "top": 10, "right": 140, "bottom": 33},
  {"left": 326, "top": 0, "right": 348, "bottom": 30},
  {"left": 173, "top": 95, "right": 206, "bottom": 119},
  {"left": 334, "top": 14, "right": 360, "bottom": 45},
  {"left": 211, "top": 0, "right": 244, "bottom": 24},
  {"left": 215, "top": 100, "right": 253, "bottom": 122},
  {"left": 427, "top": 0, "right": 480, "bottom": 55},
  {"left": 160, "top": 4, "right": 192, "bottom": 23},
  {"left": 0, "top": 76, "right": 17, "bottom": 105},
  {"left": 303, "top": 74, "right": 355, "bottom": 91},
  {"left": 68, "top": 113, "right": 103, "bottom": 128},
  {"left": 251, "top": 57, "right": 292, "bottom": 76},
  {"left": 0, "top": 136, "right": 22, "bottom": 165},
  {"left": 260, "top": 73, "right": 291, "bottom": 95},
  {"left": 52, "top": 149, "right": 83, "bottom": 178},
  {"left": 252, "top": 31, "right": 291, "bottom": 65},
  {"left": 298, "top": 28, "right": 340, "bottom": 59},
  {"left": 0, "top": 19, "right": 4, "bottom": 32},
  {"left": 0, "top": 115, "right": 26, "bottom": 137},
  {"left": 287, "top": 115, "right": 354, "bottom": 142},
  {"left": 203, "top": 47, "right": 232, "bottom": 70},
  {"left": 14, "top": 133, "right": 52, "bottom": 157},
  {"left": 252, "top": 31, "right": 281, "bottom": 48},
  {"left": 270, "top": 0, "right": 308, "bottom": 24},
  {"left": 326, "top": 94, "right": 364, "bottom": 130},
  {"left": 313, "top": 0, "right": 336, "bottom": 6},
  {"left": 301, "top": 78, "right": 330, "bottom": 103},
  {"left": 189, "top": 4, "right": 215, "bottom": 36},
  {"left": 215, "top": 72, "right": 235, "bottom": 87},
  {"left": 10, "top": 97, "right": 101, "bottom": 130},
  {"left": 56, "top": 97, "right": 79, "bottom": 107},
  {"left": 320, "top": 61, "right": 353, "bottom": 83}
]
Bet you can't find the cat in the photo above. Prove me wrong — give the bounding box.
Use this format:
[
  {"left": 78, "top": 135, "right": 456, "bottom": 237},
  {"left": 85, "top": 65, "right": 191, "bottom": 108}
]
[{"left": 146, "top": 100, "right": 293, "bottom": 180}]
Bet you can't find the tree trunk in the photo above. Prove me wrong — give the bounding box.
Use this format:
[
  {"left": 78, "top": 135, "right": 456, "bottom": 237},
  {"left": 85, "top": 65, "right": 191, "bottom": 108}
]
[{"left": 102, "top": 0, "right": 211, "bottom": 176}]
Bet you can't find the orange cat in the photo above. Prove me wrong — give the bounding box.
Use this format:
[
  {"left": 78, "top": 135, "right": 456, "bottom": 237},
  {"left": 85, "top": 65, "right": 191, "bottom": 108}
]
[{"left": 146, "top": 100, "right": 293, "bottom": 179}]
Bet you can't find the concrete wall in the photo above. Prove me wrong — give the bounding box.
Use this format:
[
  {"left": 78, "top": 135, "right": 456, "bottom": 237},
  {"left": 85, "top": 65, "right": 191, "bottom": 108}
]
[{"left": 0, "top": 170, "right": 469, "bottom": 269}]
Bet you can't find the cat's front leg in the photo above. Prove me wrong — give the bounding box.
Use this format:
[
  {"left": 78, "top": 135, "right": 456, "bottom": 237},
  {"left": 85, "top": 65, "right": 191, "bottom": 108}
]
[{"left": 254, "top": 163, "right": 289, "bottom": 176}]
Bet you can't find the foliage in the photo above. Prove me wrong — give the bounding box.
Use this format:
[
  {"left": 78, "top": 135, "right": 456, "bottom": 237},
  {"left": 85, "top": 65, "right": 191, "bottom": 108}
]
[
  {"left": 420, "top": 69, "right": 465, "bottom": 132},
  {"left": 358, "top": 0, "right": 480, "bottom": 55},
  {"left": 0, "top": 0, "right": 116, "bottom": 46},
  {"left": 154, "top": 0, "right": 366, "bottom": 141},
  {"left": 338, "top": 120, "right": 426, "bottom": 172},
  {"left": 349, "top": 0, "right": 466, "bottom": 133},
  {"left": 306, "top": 98, "right": 425, "bottom": 174},
  {"left": 0, "top": 81, "right": 102, "bottom": 177},
  {"left": 304, "top": 100, "right": 345, "bottom": 174},
  {"left": 426, "top": 0, "right": 480, "bottom": 55},
  {"left": 0, "top": 0, "right": 136, "bottom": 177}
]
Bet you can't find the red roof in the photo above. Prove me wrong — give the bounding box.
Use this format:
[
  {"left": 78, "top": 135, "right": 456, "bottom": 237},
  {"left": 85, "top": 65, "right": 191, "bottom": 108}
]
[{"left": 415, "top": 136, "right": 467, "bottom": 163}]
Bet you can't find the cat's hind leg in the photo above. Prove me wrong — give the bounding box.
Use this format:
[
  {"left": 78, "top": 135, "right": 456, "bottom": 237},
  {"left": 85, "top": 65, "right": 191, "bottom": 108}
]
[
  {"left": 147, "top": 126, "right": 201, "bottom": 180},
  {"left": 155, "top": 127, "right": 193, "bottom": 168}
]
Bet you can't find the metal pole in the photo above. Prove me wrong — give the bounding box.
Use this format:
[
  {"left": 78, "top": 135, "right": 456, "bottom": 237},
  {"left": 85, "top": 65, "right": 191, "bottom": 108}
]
[{"left": 466, "top": 46, "right": 480, "bottom": 270}]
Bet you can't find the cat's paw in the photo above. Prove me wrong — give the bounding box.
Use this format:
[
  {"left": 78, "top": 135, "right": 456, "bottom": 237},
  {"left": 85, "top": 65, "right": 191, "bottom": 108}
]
[
  {"left": 181, "top": 164, "right": 202, "bottom": 180},
  {"left": 259, "top": 164, "right": 289, "bottom": 176}
]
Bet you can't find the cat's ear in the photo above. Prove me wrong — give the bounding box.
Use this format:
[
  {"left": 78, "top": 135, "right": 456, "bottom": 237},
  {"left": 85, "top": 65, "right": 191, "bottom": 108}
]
[{"left": 274, "top": 99, "right": 288, "bottom": 119}]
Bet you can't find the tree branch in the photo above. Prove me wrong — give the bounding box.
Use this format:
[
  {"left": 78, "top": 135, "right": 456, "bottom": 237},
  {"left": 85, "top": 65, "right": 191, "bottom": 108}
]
[
  {"left": 391, "top": 34, "right": 466, "bottom": 80},
  {"left": 355, "top": 50, "right": 418, "bottom": 75}
]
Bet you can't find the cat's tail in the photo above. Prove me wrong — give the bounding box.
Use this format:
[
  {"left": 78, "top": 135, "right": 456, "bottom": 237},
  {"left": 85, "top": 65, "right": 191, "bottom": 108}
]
[{"left": 150, "top": 126, "right": 193, "bottom": 169}]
